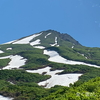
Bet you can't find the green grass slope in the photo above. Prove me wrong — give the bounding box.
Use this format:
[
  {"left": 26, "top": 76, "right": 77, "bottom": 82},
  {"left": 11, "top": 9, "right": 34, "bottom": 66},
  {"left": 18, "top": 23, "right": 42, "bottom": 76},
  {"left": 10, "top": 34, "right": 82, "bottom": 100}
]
[
  {"left": 0, "top": 30, "right": 100, "bottom": 99},
  {"left": 41, "top": 77, "right": 100, "bottom": 100}
]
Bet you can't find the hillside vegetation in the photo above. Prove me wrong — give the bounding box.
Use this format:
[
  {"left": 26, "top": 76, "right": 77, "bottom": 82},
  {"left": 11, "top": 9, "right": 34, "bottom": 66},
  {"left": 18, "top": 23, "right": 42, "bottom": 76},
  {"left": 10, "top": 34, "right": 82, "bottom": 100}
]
[
  {"left": 0, "top": 30, "right": 100, "bottom": 99},
  {"left": 47, "top": 46, "right": 100, "bottom": 65},
  {"left": 0, "top": 74, "right": 100, "bottom": 100},
  {"left": 41, "top": 77, "right": 100, "bottom": 100}
]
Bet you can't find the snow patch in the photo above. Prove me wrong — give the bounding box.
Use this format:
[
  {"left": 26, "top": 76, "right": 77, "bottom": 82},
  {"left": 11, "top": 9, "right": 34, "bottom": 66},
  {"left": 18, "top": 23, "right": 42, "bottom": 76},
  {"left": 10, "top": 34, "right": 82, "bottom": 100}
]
[
  {"left": 0, "top": 95, "right": 13, "bottom": 100},
  {"left": 3, "top": 40, "right": 17, "bottom": 44},
  {"left": 33, "top": 46, "right": 45, "bottom": 49},
  {"left": 26, "top": 67, "right": 51, "bottom": 74},
  {"left": 13, "top": 33, "right": 42, "bottom": 44},
  {"left": 8, "top": 81, "right": 14, "bottom": 85},
  {"left": 26, "top": 66, "right": 82, "bottom": 88},
  {"left": 72, "top": 46, "right": 74, "bottom": 48},
  {"left": 0, "top": 56, "right": 11, "bottom": 59},
  {"left": 26, "top": 66, "right": 63, "bottom": 76},
  {"left": 85, "top": 57, "right": 88, "bottom": 59},
  {"left": 78, "top": 52, "right": 88, "bottom": 59},
  {"left": 45, "top": 33, "right": 51, "bottom": 38},
  {"left": 50, "top": 37, "right": 58, "bottom": 46},
  {"left": 0, "top": 55, "right": 27, "bottom": 69},
  {"left": 56, "top": 45, "right": 59, "bottom": 47},
  {"left": 30, "top": 39, "right": 41, "bottom": 46},
  {"left": 38, "top": 73, "right": 82, "bottom": 88},
  {"left": 44, "top": 50, "right": 100, "bottom": 68},
  {"left": 0, "top": 50, "right": 4, "bottom": 53},
  {"left": 6, "top": 48, "right": 12, "bottom": 50}
]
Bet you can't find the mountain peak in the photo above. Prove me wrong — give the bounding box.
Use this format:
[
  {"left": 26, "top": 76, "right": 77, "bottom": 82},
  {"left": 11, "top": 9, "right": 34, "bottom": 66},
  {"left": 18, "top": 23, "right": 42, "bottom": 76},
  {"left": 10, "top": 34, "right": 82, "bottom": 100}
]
[
  {"left": 40, "top": 29, "right": 81, "bottom": 47},
  {"left": 42, "top": 29, "right": 60, "bottom": 33},
  {"left": 3, "top": 30, "right": 82, "bottom": 48}
]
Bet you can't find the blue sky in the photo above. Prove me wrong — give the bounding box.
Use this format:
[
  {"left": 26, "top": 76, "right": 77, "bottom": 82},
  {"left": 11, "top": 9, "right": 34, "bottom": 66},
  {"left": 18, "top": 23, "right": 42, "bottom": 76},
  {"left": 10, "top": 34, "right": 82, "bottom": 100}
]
[{"left": 0, "top": 0, "right": 100, "bottom": 47}]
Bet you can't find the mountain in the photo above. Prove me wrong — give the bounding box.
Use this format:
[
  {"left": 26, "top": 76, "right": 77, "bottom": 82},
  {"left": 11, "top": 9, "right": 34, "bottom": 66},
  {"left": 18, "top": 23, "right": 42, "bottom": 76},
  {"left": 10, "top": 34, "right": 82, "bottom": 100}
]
[
  {"left": 0, "top": 30, "right": 100, "bottom": 100},
  {"left": 4, "top": 30, "right": 81, "bottom": 48}
]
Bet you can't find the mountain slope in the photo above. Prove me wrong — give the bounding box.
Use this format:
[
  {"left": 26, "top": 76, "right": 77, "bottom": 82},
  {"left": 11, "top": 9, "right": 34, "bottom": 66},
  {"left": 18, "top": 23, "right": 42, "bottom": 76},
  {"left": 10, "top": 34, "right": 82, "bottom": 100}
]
[
  {"left": 3, "top": 29, "right": 100, "bottom": 66},
  {"left": 41, "top": 77, "right": 100, "bottom": 100},
  {"left": 0, "top": 30, "right": 100, "bottom": 99},
  {"left": 4, "top": 30, "right": 81, "bottom": 48}
]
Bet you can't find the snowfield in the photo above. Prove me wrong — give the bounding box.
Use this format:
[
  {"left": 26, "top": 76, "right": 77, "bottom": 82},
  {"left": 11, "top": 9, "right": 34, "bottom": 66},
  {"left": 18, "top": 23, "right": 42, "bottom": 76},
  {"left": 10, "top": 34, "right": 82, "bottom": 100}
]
[
  {"left": 26, "top": 66, "right": 63, "bottom": 75},
  {"left": 6, "top": 48, "right": 12, "bottom": 50},
  {"left": 12, "top": 33, "right": 42, "bottom": 44},
  {"left": 30, "top": 39, "right": 41, "bottom": 46},
  {"left": 45, "top": 33, "right": 51, "bottom": 38},
  {"left": 33, "top": 46, "right": 45, "bottom": 49},
  {"left": 3, "top": 40, "right": 17, "bottom": 44},
  {"left": 38, "top": 73, "right": 82, "bottom": 88},
  {"left": 44, "top": 50, "right": 100, "bottom": 68},
  {"left": 0, "top": 55, "right": 27, "bottom": 69},
  {"left": 0, "top": 95, "right": 13, "bottom": 100},
  {"left": 0, "top": 55, "right": 11, "bottom": 59},
  {"left": 0, "top": 50, "right": 4, "bottom": 53},
  {"left": 50, "top": 37, "right": 59, "bottom": 46},
  {"left": 26, "top": 66, "right": 82, "bottom": 88}
]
